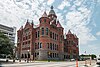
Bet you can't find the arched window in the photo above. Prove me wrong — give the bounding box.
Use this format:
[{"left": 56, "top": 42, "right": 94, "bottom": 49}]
[
  {"left": 46, "top": 28, "right": 48, "bottom": 35},
  {"left": 42, "top": 28, "right": 44, "bottom": 35}
]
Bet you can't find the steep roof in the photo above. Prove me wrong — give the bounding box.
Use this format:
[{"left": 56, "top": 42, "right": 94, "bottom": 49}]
[
  {"left": 74, "top": 34, "right": 77, "bottom": 38},
  {"left": 42, "top": 11, "right": 48, "bottom": 17},
  {"left": 67, "top": 30, "right": 72, "bottom": 34},
  {"left": 57, "top": 21, "right": 62, "bottom": 27}
]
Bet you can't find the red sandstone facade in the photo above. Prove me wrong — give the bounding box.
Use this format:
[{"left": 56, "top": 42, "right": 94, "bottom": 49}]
[
  {"left": 17, "top": 6, "right": 79, "bottom": 60},
  {"left": 64, "top": 30, "right": 79, "bottom": 59}
]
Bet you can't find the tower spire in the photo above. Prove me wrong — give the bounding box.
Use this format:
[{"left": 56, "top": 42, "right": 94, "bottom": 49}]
[
  {"left": 49, "top": 6, "right": 55, "bottom": 15},
  {"left": 27, "top": 19, "right": 29, "bottom": 22},
  {"left": 51, "top": 6, "right": 53, "bottom": 9},
  {"left": 32, "top": 20, "right": 34, "bottom": 24},
  {"left": 42, "top": 11, "right": 47, "bottom": 17},
  {"left": 68, "top": 30, "right": 72, "bottom": 34}
]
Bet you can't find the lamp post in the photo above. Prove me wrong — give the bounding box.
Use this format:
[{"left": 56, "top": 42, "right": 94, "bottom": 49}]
[
  {"left": 70, "top": 50, "right": 72, "bottom": 61},
  {"left": 13, "top": 48, "right": 15, "bottom": 62},
  {"left": 18, "top": 47, "right": 21, "bottom": 62},
  {"left": 27, "top": 50, "right": 29, "bottom": 63}
]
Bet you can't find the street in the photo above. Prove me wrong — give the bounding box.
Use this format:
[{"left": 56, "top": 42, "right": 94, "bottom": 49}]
[{"left": 0, "top": 60, "right": 99, "bottom": 67}]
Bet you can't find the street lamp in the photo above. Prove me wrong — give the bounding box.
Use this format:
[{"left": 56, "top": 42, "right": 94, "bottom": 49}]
[
  {"left": 13, "top": 48, "right": 15, "bottom": 62},
  {"left": 18, "top": 47, "right": 21, "bottom": 62},
  {"left": 27, "top": 50, "right": 29, "bottom": 63}
]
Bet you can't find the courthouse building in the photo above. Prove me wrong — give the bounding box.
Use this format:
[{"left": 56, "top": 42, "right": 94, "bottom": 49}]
[{"left": 17, "top": 6, "right": 79, "bottom": 60}]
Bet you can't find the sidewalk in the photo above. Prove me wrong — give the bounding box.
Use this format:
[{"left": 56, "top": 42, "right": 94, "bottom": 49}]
[{"left": 79, "top": 60, "right": 96, "bottom": 67}]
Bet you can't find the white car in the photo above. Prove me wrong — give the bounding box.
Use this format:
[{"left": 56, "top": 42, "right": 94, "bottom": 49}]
[
  {"left": 96, "top": 58, "right": 100, "bottom": 65},
  {"left": 71, "top": 59, "right": 75, "bottom": 61}
]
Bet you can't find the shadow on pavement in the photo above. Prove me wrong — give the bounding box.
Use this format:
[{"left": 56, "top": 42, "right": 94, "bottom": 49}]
[
  {"left": 0, "top": 60, "right": 15, "bottom": 67},
  {"left": 84, "top": 65, "right": 88, "bottom": 67}
]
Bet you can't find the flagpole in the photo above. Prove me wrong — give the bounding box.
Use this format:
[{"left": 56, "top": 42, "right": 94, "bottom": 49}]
[{"left": 84, "top": 51, "right": 87, "bottom": 66}]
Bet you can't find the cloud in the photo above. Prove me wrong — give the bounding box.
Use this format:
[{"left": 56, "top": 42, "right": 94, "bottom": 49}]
[
  {"left": 73, "top": 0, "right": 84, "bottom": 6},
  {"left": 0, "top": 0, "right": 97, "bottom": 45},
  {"left": 65, "top": 0, "right": 97, "bottom": 45},
  {"left": 58, "top": 0, "right": 70, "bottom": 10},
  {"left": 47, "top": 0, "right": 55, "bottom": 5},
  {"left": 96, "top": 31, "right": 100, "bottom": 36}
]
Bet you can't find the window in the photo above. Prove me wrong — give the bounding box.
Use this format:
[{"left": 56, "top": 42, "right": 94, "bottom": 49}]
[
  {"left": 53, "top": 33, "right": 54, "bottom": 39},
  {"left": 53, "top": 53, "right": 54, "bottom": 58},
  {"left": 55, "top": 34, "right": 56, "bottom": 40},
  {"left": 60, "top": 35, "right": 62, "bottom": 41},
  {"left": 46, "top": 28, "right": 48, "bottom": 35},
  {"left": 40, "top": 43, "right": 42, "bottom": 48},
  {"left": 38, "top": 42, "right": 39, "bottom": 49},
  {"left": 44, "top": 19, "right": 46, "bottom": 22},
  {"left": 55, "top": 44, "right": 56, "bottom": 50},
  {"left": 35, "top": 43, "right": 37, "bottom": 49},
  {"left": 57, "top": 35, "right": 58, "bottom": 40},
  {"left": 50, "top": 32, "right": 52, "bottom": 38},
  {"left": 50, "top": 43, "right": 52, "bottom": 50},
  {"left": 47, "top": 43, "right": 49, "bottom": 49},
  {"left": 21, "top": 54, "right": 24, "bottom": 58},
  {"left": 53, "top": 43, "right": 54, "bottom": 50},
  {"left": 36, "top": 32, "right": 37, "bottom": 38},
  {"left": 38, "top": 31, "right": 39, "bottom": 37},
  {"left": 42, "top": 28, "right": 44, "bottom": 35}
]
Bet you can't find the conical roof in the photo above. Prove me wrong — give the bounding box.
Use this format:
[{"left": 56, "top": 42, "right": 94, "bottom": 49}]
[
  {"left": 42, "top": 11, "right": 47, "bottom": 17},
  {"left": 57, "top": 21, "right": 62, "bottom": 27}
]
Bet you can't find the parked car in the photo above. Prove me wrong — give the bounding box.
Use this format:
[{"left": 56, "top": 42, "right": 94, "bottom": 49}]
[
  {"left": 71, "top": 59, "right": 75, "bottom": 61},
  {"left": 96, "top": 57, "right": 100, "bottom": 65}
]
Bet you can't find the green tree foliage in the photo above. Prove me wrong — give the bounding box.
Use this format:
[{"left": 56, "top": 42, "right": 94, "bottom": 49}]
[
  {"left": 80, "top": 54, "right": 97, "bottom": 60},
  {"left": 91, "top": 54, "right": 96, "bottom": 59},
  {"left": 0, "top": 31, "right": 14, "bottom": 57}
]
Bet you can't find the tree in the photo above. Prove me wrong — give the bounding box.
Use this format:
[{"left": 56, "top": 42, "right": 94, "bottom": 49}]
[
  {"left": 91, "top": 54, "right": 96, "bottom": 60},
  {"left": 0, "top": 31, "right": 14, "bottom": 58}
]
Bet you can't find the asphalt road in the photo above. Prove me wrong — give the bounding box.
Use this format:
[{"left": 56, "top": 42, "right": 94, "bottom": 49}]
[{"left": 0, "top": 60, "right": 99, "bottom": 67}]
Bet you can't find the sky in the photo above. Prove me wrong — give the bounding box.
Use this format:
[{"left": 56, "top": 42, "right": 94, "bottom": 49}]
[{"left": 0, "top": 0, "right": 100, "bottom": 57}]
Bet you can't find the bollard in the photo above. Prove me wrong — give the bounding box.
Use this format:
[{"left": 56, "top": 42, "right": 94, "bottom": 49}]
[
  {"left": 76, "top": 59, "right": 78, "bottom": 67},
  {"left": 90, "top": 57, "right": 91, "bottom": 65}
]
